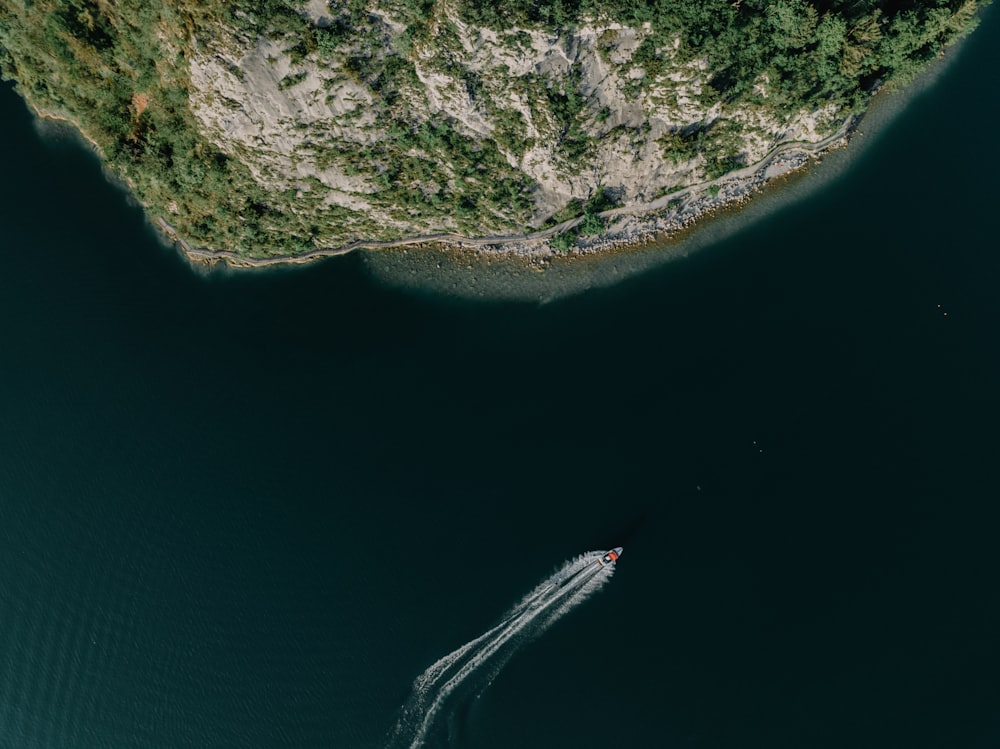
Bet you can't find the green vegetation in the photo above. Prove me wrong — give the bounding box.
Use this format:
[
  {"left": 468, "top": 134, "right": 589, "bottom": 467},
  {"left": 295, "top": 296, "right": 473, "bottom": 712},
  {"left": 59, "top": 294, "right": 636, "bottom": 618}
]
[
  {"left": 0, "top": 0, "right": 336, "bottom": 256},
  {"left": 0, "top": 0, "right": 987, "bottom": 257},
  {"left": 541, "top": 66, "right": 593, "bottom": 160},
  {"left": 462, "top": 0, "right": 983, "bottom": 112},
  {"left": 350, "top": 117, "right": 536, "bottom": 233},
  {"left": 550, "top": 231, "right": 577, "bottom": 252},
  {"left": 547, "top": 187, "right": 615, "bottom": 249},
  {"left": 278, "top": 71, "right": 308, "bottom": 89}
]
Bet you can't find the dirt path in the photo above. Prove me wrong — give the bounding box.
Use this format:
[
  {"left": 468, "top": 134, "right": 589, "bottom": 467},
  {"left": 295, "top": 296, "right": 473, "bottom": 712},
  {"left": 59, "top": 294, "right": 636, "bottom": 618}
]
[{"left": 174, "top": 117, "right": 856, "bottom": 268}]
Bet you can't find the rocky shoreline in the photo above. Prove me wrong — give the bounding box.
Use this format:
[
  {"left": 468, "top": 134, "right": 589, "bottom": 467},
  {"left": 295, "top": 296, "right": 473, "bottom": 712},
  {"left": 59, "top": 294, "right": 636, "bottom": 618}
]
[
  {"left": 476, "top": 145, "right": 829, "bottom": 259},
  {"left": 17, "top": 86, "right": 855, "bottom": 270},
  {"left": 173, "top": 116, "right": 856, "bottom": 269}
]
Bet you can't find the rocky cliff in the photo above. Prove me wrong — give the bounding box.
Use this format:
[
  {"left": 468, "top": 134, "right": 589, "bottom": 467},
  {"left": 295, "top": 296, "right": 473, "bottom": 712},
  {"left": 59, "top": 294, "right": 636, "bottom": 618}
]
[{"left": 0, "top": 0, "right": 983, "bottom": 260}]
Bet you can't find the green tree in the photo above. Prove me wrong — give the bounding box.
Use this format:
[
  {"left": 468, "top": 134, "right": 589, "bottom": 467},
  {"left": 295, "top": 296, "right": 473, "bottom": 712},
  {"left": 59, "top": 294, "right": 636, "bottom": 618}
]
[{"left": 767, "top": 0, "right": 818, "bottom": 50}]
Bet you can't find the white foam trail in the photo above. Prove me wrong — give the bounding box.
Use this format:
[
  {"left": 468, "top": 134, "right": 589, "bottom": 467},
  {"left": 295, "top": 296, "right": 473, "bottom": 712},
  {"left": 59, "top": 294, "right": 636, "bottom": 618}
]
[{"left": 387, "top": 551, "right": 617, "bottom": 749}]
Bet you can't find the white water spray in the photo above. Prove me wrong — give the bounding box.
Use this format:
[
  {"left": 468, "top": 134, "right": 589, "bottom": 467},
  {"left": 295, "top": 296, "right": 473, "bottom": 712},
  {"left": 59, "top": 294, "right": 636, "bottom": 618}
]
[{"left": 387, "top": 551, "right": 618, "bottom": 749}]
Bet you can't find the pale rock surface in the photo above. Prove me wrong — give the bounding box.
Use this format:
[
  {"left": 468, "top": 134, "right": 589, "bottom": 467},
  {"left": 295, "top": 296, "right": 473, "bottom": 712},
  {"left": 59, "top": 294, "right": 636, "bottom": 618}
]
[{"left": 186, "top": 3, "right": 841, "bottom": 234}]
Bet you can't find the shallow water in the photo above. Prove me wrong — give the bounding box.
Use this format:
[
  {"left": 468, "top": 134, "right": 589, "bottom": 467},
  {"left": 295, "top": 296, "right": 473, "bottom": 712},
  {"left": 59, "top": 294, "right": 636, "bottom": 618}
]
[
  {"left": 363, "top": 19, "right": 990, "bottom": 304},
  {"left": 1, "top": 8, "right": 999, "bottom": 748}
]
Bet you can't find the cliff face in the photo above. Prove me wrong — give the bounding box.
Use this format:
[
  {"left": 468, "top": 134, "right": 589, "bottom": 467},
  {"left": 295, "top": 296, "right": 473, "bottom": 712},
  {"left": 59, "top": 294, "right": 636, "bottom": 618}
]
[
  {"left": 0, "top": 0, "right": 982, "bottom": 259},
  {"left": 188, "top": 8, "right": 837, "bottom": 231}
]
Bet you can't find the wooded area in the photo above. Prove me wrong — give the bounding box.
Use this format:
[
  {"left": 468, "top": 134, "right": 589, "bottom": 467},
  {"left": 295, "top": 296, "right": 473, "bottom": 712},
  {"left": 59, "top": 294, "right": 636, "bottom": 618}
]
[
  {"left": 0, "top": 0, "right": 986, "bottom": 255},
  {"left": 464, "top": 0, "right": 980, "bottom": 110}
]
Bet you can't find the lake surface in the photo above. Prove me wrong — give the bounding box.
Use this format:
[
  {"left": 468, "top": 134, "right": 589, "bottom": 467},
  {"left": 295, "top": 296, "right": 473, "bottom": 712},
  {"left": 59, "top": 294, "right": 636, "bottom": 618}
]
[{"left": 1, "top": 10, "right": 999, "bottom": 748}]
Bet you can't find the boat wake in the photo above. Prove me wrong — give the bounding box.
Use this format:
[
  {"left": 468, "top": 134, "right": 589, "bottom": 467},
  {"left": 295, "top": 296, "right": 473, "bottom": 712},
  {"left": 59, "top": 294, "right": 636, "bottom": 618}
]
[{"left": 386, "top": 551, "right": 617, "bottom": 749}]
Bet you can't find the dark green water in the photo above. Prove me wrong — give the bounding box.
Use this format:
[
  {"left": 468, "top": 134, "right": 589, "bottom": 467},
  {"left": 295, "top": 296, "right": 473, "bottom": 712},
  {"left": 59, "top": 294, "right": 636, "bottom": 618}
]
[{"left": 1, "top": 10, "right": 999, "bottom": 748}]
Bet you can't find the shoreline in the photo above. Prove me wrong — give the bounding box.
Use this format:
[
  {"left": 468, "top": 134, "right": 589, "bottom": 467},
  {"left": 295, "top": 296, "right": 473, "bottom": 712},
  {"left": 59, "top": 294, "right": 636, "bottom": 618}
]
[
  {"left": 7, "top": 42, "right": 952, "bottom": 275},
  {"left": 5, "top": 0, "right": 986, "bottom": 278},
  {"left": 169, "top": 117, "right": 856, "bottom": 269},
  {"left": 362, "top": 31, "right": 981, "bottom": 303}
]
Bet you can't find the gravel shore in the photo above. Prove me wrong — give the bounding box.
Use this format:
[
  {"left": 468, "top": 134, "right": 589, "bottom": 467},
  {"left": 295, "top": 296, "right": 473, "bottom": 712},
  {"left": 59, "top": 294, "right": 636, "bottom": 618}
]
[
  {"left": 472, "top": 149, "right": 822, "bottom": 260},
  {"left": 168, "top": 119, "right": 855, "bottom": 269}
]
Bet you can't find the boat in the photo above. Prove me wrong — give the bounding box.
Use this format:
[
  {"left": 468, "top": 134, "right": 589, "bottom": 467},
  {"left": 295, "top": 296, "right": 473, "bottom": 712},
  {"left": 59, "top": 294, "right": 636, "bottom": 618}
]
[{"left": 600, "top": 547, "right": 623, "bottom": 565}]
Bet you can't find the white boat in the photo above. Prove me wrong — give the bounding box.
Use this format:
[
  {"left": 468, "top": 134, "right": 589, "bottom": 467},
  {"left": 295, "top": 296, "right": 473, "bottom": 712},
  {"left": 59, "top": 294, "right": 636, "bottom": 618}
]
[{"left": 599, "top": 547, "right": 623, "bottom": 565}]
